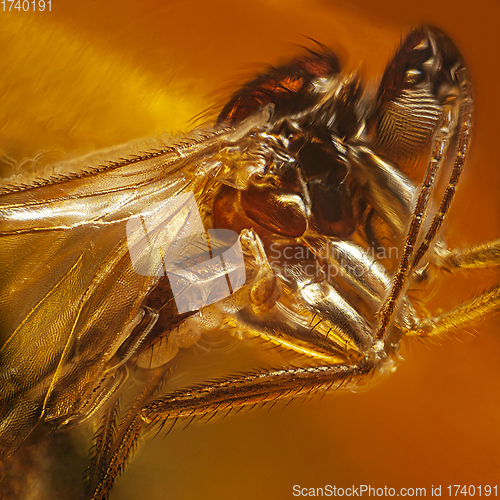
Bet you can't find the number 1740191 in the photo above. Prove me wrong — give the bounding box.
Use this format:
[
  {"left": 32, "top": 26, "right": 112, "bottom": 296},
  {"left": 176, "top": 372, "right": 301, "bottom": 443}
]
[
  {"left": 447, "top": 485, "right": 498, "bottom": 496},
  {"left": 1, "top": 0, "right": 51, "bottom": 11}
]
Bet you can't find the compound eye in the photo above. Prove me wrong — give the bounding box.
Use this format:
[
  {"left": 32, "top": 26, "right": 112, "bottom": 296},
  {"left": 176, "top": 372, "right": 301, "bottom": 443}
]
[
  {"left": 377, "top": 30, "right": 433, "bottom": 102},
  {"left": 217, "top": 51, "right": 341, "bottom": 125},
  {"left": 372, "top": 28, "right": 450, "bottom": 174}
]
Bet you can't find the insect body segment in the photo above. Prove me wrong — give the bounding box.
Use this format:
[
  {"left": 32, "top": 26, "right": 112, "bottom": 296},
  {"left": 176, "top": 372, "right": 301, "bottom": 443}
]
[
  {"left": 0, "top": 27, "right": 499, "bottom": 500},
  {"left": 217, "top": 49, "right": 341, "bottom": 125}
]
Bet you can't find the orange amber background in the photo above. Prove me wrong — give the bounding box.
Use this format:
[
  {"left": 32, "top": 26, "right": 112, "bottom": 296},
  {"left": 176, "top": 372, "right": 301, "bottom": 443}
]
[{"left": 1, "top": 1, "right": 499, "bottom": 499}]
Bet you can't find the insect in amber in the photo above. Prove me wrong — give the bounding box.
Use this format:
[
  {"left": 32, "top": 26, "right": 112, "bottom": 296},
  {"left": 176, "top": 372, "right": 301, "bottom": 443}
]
[{"left": 0, "top": 23, "right": 499, "bottom": 500}]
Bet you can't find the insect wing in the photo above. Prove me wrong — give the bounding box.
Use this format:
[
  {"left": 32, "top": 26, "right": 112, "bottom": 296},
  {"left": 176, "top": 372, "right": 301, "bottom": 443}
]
[{"left": 0, "top": 127, "right": 249, "bottom": 458}]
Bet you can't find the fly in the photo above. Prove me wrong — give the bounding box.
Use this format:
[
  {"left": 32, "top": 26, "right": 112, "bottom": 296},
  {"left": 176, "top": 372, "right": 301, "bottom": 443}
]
[{"left": 0, "top": 26, "right": 499, "bottom": 500}]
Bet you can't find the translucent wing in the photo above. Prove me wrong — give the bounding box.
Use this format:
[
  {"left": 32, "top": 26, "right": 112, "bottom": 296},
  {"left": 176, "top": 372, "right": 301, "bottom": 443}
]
[{"left": 0, "top": 123, "right": 262, "bottom": 458}]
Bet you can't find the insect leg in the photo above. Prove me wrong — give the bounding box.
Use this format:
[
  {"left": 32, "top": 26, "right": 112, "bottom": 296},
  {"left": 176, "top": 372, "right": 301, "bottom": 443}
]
[
  {"left": 348, "top": 144, "right": 415, "bottom": 236},
  {"left": 91, "top": 413, "right": 145, "bottom": 500},
  {"left": 435, "top": 238, "right": 500, "bottom": 271},
  {"left": 405, "top": 285, "right": 500, "bottom": 338},
  {"left": 91, "top": 363, "right": 372, "bottom": 500},
  {"left": 407, "top": 239, "right": 500, "bottom": 337},
  {"left": 86, "top": 399, "right": 121, "bottom": 490},
  {"left": 88, "top": 365, "right": 170, "bottom": 498},
  {"left": 376, "top": 105, "right": 456, "bottom": 340},
  {"left": 412, "top": 67, "right": 473, "bottom": 268}
]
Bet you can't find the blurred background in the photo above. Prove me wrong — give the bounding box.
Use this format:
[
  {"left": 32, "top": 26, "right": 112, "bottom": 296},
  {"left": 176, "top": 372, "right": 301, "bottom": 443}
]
[{"left": 1, "top": 1, "right": 499, "bottom": 499}]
